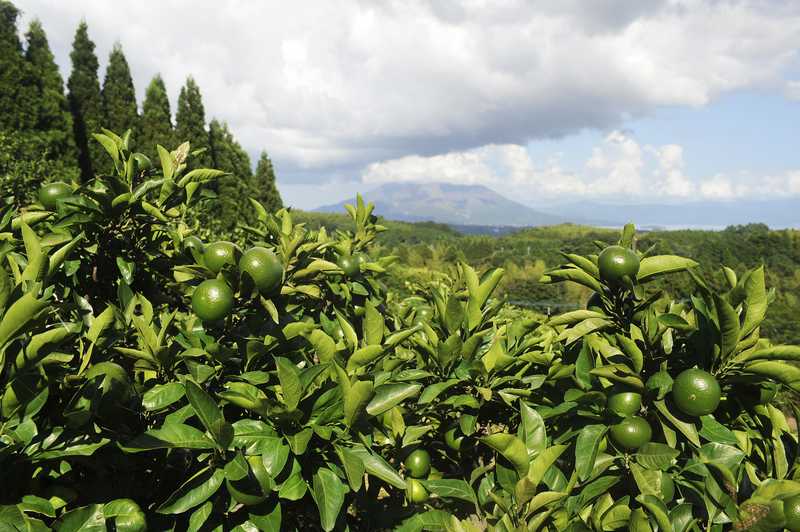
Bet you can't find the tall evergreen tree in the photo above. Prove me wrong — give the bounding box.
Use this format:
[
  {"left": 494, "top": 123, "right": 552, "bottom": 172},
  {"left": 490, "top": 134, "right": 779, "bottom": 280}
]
[
  {"left": 101, "top": 43, "right": 138, "bottom": 138},
  {"left": 175, "top": 76, "right": 211, "bottom": 167},
  {"left": 139, "top": 75, "right": 174, "bottom": 160},
  {"left": 209, "top": 119, "right": 254, "bottom": 230},
  {"left": 0, "top": 1, "right": 37, "bottom": 132},
  {"left": 67, "top": 20, "right": 103, "bottom": 180},
  {"left": 253, "top": 151, "right": 283, "bottom": 213},
  {"left": 25, "top": 19, "right": 78, "bottom": 176}
]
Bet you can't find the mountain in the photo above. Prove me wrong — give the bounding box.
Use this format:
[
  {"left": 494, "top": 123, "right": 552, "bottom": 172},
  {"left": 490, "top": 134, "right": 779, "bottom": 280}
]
[
  {"left": 315, "top": 182, "right": 591, "bottom": 227},
  {"left": 536, "top": 199, "right": 800, "bottom": 229}
]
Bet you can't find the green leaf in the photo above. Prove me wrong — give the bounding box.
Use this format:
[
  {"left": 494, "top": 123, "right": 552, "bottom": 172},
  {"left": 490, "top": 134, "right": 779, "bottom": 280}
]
[
  {"left": 420, "top": 479, "right": 477, "bottom": 504},
  {"left": 636, "top": 494, "right": 674, "bottom": 532},
  {"left": 122, "top": 423, "right": 215, "bottom": 452},
  {"left": 636, "top": 255, "right": 698, "bottom": 282},
  {"left": 335, "top": 445, "right": 367, "bottom": 491},
  {"left": 740, "top": 265, "right": 766, "bottom": 338},
  {"left": 527, "top": 444, "right": 568, "bottom": 487},
  {"left": 575, "top": 425, "right": 606, "bottom": 481},
  {"left": 0, "top": 291, "right": 49, "bottom": 348},
  {"left": 142, "top": 382, "right": 185, "bottom": 411},
  {"left": 653, "top": 400, "right": 700, "bottom": 447},
  {"left": 185, "top": 380, "right": 232, "bottom": 449},
  {"left": 366, "top": 383, "right": 422, "bottom": 416},
  {"left": 656, "top": 313, "right": 695, "bottom": 331},
  {"left": 157, "top": 145, "right": 174, "bottom": 180},
  {"left": 48, "top": 232, "right": 85, "bottom": 276},
  {"left": 418, "top": 379, "right": 460, "bottom": 405},
  {"left": 157, "top": 467, "right": 225, "bottom": 514},
  {"left": 699, "top": 415, "right": 739, "bottom": 445},
  {"left": 444, "top": 295, "right": 465, "bottom": 334},
  {"left": 542, "top": 267, "right": 603, "bottom": 293},
  {"left": 54, "top": 504, "right": 106, "bottom": 532},
  {"left": 519, "top": 401, "right": 547, "bottom": 454},
  {"left": 634, "top": 443, "right": 679, "bottom": 470},
  {"left": 714, "top": 294, "right": 739, "bottom": 360},
  {"left": 480, "top": 433, "right": 531, "bottom": 477},
  {"left": 346, "top": 345, "right": 384, "bottom": 372},
  {"left": 363, "top": 302, "right": 384, "bottom": 345},
  {"left": 346, "top": 443, "right": 406, "bottom": 489},
  {"left": 736, "top": 345, "right": 800, "bottom": 362},
  {"left": 343, "top": 379, "right": 373, "bottom": 427},
  {"left": 549, "top": 310, "right": 607, "bottom": 327},
  {"left": 103, "top": 499, "right": 146, "bottom": 532},
  {"left": 310, "top": 468, "right": 347, "bottom": 532},
  {"left": 187, "top": 501, "right": 213, "bottom": 532},
  {"left": 275, "top": 357, "right": 302, "bottom": 411}
]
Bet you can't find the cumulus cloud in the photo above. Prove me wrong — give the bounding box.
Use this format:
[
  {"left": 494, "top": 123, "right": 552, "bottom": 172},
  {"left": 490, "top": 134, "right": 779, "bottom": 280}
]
[
  {"left": 15, "top": 0, "right": 800, "bottom": 182},
  {"left": 363, "top": 131, "right": 800, "bottom": 202}
]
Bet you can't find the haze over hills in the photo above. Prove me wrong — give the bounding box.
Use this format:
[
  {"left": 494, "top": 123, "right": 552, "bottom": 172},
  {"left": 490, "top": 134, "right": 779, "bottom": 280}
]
[
  {"left": 314, "top": 183, "right": 608, "bottom": 227},
  {"left": 314, "top": 182, "right": 799, "bottom": 230},
  {"left": 536, "top": 200, "right": 800, "bottom": 230}
]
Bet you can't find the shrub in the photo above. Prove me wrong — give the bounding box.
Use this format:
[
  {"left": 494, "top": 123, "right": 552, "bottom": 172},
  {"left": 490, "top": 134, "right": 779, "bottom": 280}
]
[{"left": 1, "top": 132, "right": 799, "bottom": 531}]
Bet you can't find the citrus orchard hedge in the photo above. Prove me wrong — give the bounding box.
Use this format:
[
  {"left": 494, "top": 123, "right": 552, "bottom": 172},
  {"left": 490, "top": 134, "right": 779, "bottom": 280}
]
[{"left": 2, "top": 131, "right": 800, "bottom": 531}]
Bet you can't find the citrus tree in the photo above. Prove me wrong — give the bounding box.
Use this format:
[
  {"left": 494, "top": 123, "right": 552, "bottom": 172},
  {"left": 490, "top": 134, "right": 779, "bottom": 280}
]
[{"left": 1, "top": 131, "right": 800, "bottom": 531}]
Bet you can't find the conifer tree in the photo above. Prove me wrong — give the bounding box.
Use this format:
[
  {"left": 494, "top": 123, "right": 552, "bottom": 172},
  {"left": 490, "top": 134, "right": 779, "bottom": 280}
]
[
  {"left": 25, "top": 19, "right": 78, "bottom": 176},
  {"left": 175, "top": 76, "right": 211, "bottom": 167},
  {"left": 67, "top": 20, "right": 103, "bottom": 180},
  {"left": 101, "top": 43, "right": 138, "bottom": 138},
  {"left": 209, "top": 119, "right": 254, "bottom": 230},
  {"left": 253, "top": 151, "right": 283, "bottom": 213},
  {"left": 139, "top": 75, "right": 174, "bottom": 160},
  {"left": 0, "top": 1, "right": 37, "bottom": 132}
]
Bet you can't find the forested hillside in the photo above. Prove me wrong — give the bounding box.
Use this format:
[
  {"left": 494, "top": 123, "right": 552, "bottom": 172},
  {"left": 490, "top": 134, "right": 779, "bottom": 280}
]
[{"left": 0, "top": 0, "right": 281, "bottom": 228}]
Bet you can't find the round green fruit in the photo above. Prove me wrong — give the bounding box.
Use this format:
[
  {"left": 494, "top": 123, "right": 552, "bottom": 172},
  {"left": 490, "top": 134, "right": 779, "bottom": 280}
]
[
  {"left": 203, "top": 241, "right": 238, "bottom": 273},
  {"left": 597, "top": 245, "right": 640, "bottom": 283},
  {"left": 609, "top": 416, "right": 652, "bottom": 450},
  {"left": 404, "top": 448, "right": 431, "bottom": 478},
  {"left": 239, "top": 247, "right": 283, "bottom": 294},
  {"left": 337, "top": 255, "right": 359, "bottom": 277},
  {"left": 38, "top": 181, "right": 72, "bottom": 210},
  {"left": 785, "top": 494, "right": 800, "bottom": 532},
  {"left": 192, "top": 279, "right": 234, "bottom": 322},
  {"left": 444, "top": 425, "right": 464, "bottom": 451},
  {"left": 406, "top": 478, "right": 429, "bottom": 504},
  {"left": 607, "top": 391, "right": 642, "bottom": 417},
  {"left": 672, "top": 368, "right": 721, "bottom": 417}
]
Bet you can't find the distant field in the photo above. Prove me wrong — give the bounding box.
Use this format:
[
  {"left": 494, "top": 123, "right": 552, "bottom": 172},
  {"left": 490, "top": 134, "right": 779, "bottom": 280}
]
[{"left": 296, "top": 210, "right": 800, "bottom": 344}]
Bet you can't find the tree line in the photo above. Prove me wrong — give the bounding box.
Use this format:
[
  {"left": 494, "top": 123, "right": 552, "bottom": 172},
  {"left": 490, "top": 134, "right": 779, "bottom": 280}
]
[{"left": 0, "top": 0, "right": 282, "bottom": 229}]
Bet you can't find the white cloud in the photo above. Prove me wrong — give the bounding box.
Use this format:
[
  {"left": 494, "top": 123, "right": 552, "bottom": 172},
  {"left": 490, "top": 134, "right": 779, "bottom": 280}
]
[
  {"left": 362, "top": 131, "right": 800, "bottom": 202},
  {"left": 15, "top": 0, "right": 800, "bottom": 179}
]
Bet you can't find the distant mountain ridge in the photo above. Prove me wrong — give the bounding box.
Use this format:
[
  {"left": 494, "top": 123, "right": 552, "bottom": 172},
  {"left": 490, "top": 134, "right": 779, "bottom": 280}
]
[
  {"left": 537, "top": 200, "right": 800, "bottom": 229},
  {"left": 315, "top": 182, "right": 605, "bottom": 227}
]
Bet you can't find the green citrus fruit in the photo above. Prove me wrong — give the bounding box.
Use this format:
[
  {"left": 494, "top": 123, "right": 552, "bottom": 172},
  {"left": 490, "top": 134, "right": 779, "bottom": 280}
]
[
  {"left": 406, "top": 478, "right": 429, "bottom": 504},
  {"left": 609, "top": 416, "right": 652, "bottom": 450},
  {"left": 38, "top": 182, "right": 72, "bottom": 210},
  {"left": 444, "top": 425, "right": 464, "bottom": 451},
  {"left": 607, "top": 391, "right": 642, "bottom": 417},
  {"left": 672, "top": 368, "right": 721, "bottom": 417},
  {"left": 203, "top": 241, "right": 238, "bottom": 273},
  {"left": 337, "top": 255, "right": 359, "bottom": 277},
  {"left": 404, "top": 448, "right": 431, "bottom": 478},
  {"left": 784, "top": 494, "right": 800, "bottom": 532},
  {"left": 192, "top": 279, "right": 234, "bottom": 322},
  {"left": 597, "top": 245, "right": 640, "bottom": 283},
  {"left": 660, "top": 473, "right": 675, "bottom": 502},
  {"left": 239, "top": 247, "right": 283, "bottom": 294}
]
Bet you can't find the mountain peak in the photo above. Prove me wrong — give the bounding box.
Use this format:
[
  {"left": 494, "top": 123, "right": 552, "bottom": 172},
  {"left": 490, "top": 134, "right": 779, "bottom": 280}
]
[{"left": 314, "top": 182, "right": 567, "bottom": 227}]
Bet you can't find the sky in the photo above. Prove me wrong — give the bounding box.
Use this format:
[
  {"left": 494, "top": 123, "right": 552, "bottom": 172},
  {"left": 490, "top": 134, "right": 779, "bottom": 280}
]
[{"left": 16, "top": 0, "right": 800, "bottom": 210}]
